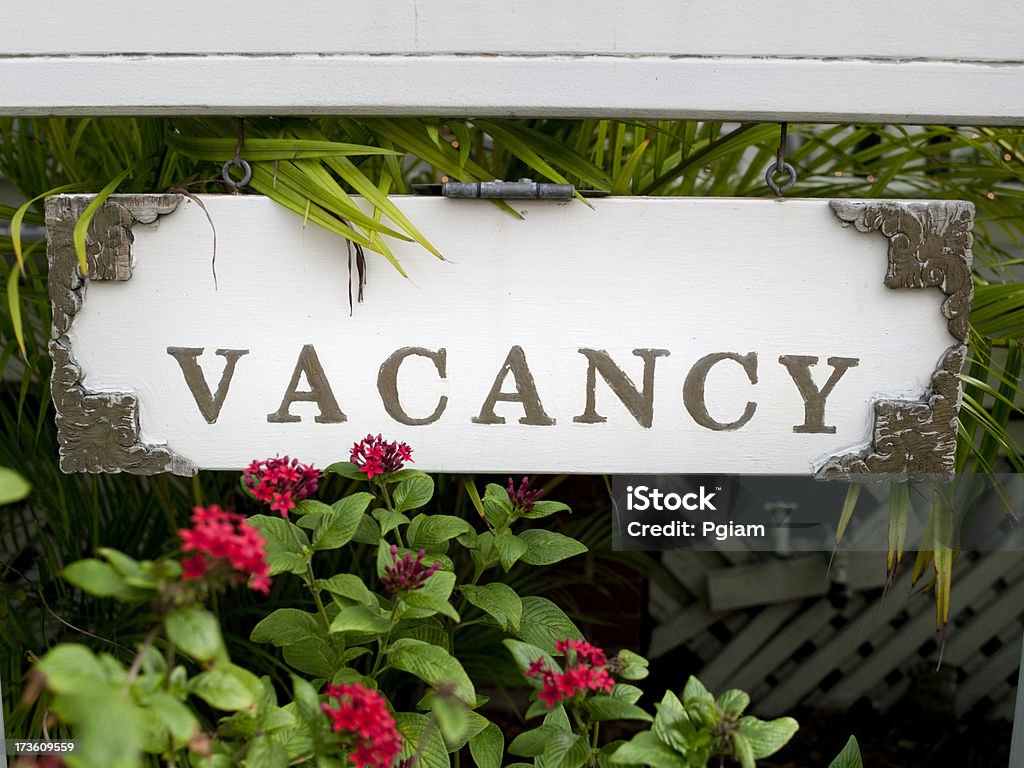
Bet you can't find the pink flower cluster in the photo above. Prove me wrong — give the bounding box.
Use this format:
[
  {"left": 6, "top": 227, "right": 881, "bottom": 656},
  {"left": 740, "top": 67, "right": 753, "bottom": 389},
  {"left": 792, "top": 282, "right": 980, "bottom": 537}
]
[
  {"left": 350, "top": 434, "right": 413, "bottom": 480},
  {"left": 178, "top": 505, "right": 271, "bottom": 594},
  {"left": 380, "top": 544, "right": 440, "bottom": 595},
  {"left": 507, "top": 476, "right": 543, "bottom": 514},
  {"left": 243, "top": 456, "right": 321, "bottom": 516},
  {"left": 525, "top": 638, "right": 614, "bottom": 708},
  {"left": 321, "top": 683, "right": 403, "bottom": 768}
]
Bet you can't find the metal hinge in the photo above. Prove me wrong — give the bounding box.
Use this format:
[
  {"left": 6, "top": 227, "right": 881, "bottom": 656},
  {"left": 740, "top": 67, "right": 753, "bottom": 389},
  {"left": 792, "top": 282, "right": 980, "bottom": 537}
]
[{"left": 414, "top": 179, "right": 605, "bottom": 200}]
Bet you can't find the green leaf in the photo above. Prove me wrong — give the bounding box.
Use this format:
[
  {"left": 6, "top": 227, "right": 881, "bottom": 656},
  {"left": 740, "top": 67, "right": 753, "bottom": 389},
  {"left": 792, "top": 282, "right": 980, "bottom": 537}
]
[
  {"left": 482, "top": 484, "right": 513, "bottom": 528},
  {"left": 165, "top": 605, "right": 227, "bottom": 662},
  {"left": 248, "top": 514, "right": 308, "bottom": 575},
  {"left": 167, "top": 134, "right": 402, "bottom": 161},
  {"left": 97, "top": 548, "right": 156, "bottom": 589},
  {"left": 0, "top": 466, "right": 29, "bottom": 505},
  {"left": 460, "top": 582, "right": 522, "bottom": 631},
  {"left": 37, "top": 644, "right": 119, "bottom": 693},
  {"left": 583, "top": 697, "right": 653, "bottom": 722},
  {"left": 652, "top": 691, "right": 695, "bottom": 754},
  {"left": 610, "top": 683, "right": 644, "bottom": 705},
  {"left": 409, "top": 514, "right": 477, "bottom": 548},
  {"left": 425, "top": 690, "right": 471, "bottom": 745},
  {"left": 291, "top": 674, "right": 322, "bottom": 720},
  {"left": 73, "top": 169, "right": 131, "bottom": 276},
  {"left": 386, "top": 638, "right": 475, "bottom": 705},
  {"left": 502, "top": 639, "right": 557, "bottom": 679},
  {"left": 611, "top": 139, "right": 650, "bottom": 195},
  {"left": 283, "top": 636, "right": 341, "bottom": 678},
  {"left": 610, "top": 732, "right": 687, "bottom": 768},
  {"left": 6, "top": 268, "right": 25, "bottom": 360},
  {"left": 682, "top": 676, "right": 714, "bottom": 705},
  {"left": 615, "top": 649, "right": 649, "bottom": 681},
  {"left": 739, "top": 715, "right": 798, "bottom": 760},
  {"left": 732, "top": 732, "right": 756, "bottom": 768},
  {"left": 493, "top": 528, "right": 527, "bottom": 571},
  {"left": 294, "top": 498, "right": 332, "bottom": 522},
  {"left": 717, "top": 689, "right": 750, "bottom": 718},
  {"left": 509, "top": 724, "right": 565, "bottom": 757},
  {"left": 313, "top": 493, "right": 373, "bottom": 550},
  {"left": 375, "top": 507, "right": 411, "bottom": 536},
  {"left": 469, "top": 722, "right": 504, "bottom": 768},
  {"left": 62, "top": 559, "right": 151, "bottom": 601},
  {"left": 545, "top": 731, "right": 590, "bottom": 768},
  {"left": 50, "top": 689, "right": 144, "bottom": 768},
  {"left": 518, "top": 596, "right": 584, "bottom": 651},
  {"left": 318, "top": 573, "right": 376, "bottom": 606},
  {"left": 396, "top": 712, "right": 450, "bottom": 768},
  {"left": 522, "top": 499, "right": 571, "bottom": 520},
  {"left": 329, "top": 604, "right": 392, "bottom": 635},
  {"left": 353, "top": 513, "right": 382, "bottom": 544},
  {"left": 190, "top": 663, "right": 260, "bottom": 711},
  {"left": 251, "top": 608, "right": 323, "bottom": 646},
  {"left": 393, "top": 473, "right": 435, "bottom": 513},
  {"left": 243, "top": 734, "right": 289, "bottom": 768},
  {"left": 827, "top": 736, "right": 863, "bottom": 768},
  {"left": 517, "top": 529, "right": 587, "bottom": 565},
  {"left": 400, "top": 570, "right": 460, "bottom": 621},
  {"left": 144, "top": 691, "right": 199, "bottom": 748},
  {"left": 391, "top": 617, "right": 448, "bottom": 648},
  {"left": 324, "top": 461, "right": 367, "bottom": 481}
]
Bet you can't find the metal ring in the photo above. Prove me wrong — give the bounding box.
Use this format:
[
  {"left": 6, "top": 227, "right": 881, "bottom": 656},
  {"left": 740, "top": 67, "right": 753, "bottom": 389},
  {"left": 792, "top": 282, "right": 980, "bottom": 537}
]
[
  {"left": 221, "top": 158, "right": 252, "bottom": 190},
  {"left": 764, "top": 161, "right": 797, "bottom": 196}
]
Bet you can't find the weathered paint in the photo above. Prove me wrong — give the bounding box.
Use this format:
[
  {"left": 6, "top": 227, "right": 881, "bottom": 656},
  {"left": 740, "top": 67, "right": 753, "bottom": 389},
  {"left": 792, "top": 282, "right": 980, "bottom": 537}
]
[{"left": 47, "top": 194, "right": 971, "bottom": 478}]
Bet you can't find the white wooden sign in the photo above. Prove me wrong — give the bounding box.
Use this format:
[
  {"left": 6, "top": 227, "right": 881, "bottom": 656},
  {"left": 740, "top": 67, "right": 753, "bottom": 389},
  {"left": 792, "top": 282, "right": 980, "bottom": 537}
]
[
  {"left": 47, "top": 194, "right": 973, "bottom": 479},
  {"left": 4, "top": 0, "right": 1022, "bottom": 123}
]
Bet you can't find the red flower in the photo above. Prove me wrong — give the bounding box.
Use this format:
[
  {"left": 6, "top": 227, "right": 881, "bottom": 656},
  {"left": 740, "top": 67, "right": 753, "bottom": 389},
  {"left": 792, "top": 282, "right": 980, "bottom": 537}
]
[
  {"left": 243, "top": 456, "right": 321, "bottom": 516},
  {"left": 380, "top": 544, "right": 440, "bottom": 595},
  {"left": 523, "top": 637, "right": 615, "bottom": 708},
  {"left": 178, "top": 505, "right": 271, "bottom": 594},
  {"left": 350, "top": 435, "right": 413, "bottom": 480},
  {"left": 507, "top": 477, "right": 543, "bottom": 514},
  {"left": 321, "top": 683, "right": 403, "bottom": 768}
]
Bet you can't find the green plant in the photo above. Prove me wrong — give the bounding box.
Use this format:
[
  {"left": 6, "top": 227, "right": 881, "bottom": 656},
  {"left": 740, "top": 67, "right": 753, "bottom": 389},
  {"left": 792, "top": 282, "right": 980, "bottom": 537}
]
[
  {"left": 22, "top": 441, "right": 869, "bottom": 768},
  {"left": 23, "top": 442, "right": 603, "bottom": 767},
  {"left": 1, "top": 118, "right": 1021, "bottom": 737},
  {"left": 607, "top": 676, "right": 797, "bottom": 768}
]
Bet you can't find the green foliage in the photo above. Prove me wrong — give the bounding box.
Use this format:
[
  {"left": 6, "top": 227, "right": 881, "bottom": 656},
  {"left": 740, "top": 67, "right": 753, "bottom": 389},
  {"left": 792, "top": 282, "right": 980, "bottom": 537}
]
[
  {"left": 20, "top": 455, "right": 599, "bottom": 767},
  {"left": 827, "top": 736, "right": 864, "bottom": 768},
  {"left": 0, "top": 465, "right": 29, "bottom": 504},
  {"left": 0, "top": 116, "right": 1018, "bottom": 765},
  {"left": 610, "top": 677, "right": 798, "bottom": 768}
]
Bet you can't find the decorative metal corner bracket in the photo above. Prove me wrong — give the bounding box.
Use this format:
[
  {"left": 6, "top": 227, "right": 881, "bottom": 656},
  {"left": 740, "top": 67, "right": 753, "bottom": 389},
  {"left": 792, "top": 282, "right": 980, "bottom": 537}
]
[
  {"left": 817, "top": 200, "right": 975, "bottom": 482},
  {"left": 47, "top": 194, "right": 197, "bottom": 476}
]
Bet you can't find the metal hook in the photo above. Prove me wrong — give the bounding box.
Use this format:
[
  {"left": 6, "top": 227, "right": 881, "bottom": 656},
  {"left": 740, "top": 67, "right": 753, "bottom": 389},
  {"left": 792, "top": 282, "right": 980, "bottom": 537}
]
[
  {"left": 764, "top": 123, "right": 797, "bottom": 196},
  {"left": 222, "top": 117, "right": 250, "bottom": 192},
  {"left": 221, "top": 158, "right": 252, "bottom": 190}
]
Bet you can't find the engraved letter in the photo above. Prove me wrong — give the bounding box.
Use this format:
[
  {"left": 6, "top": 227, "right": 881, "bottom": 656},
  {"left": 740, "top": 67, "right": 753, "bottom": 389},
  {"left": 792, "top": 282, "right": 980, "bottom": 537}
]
[
  {"left": 267, "top": 344, "right": 345, "bottom": 424},
  {"left": 778, "top": 355, "right": 860, "bottom": 434},
  {"left": 377, "top": 347, "right": 449, "bottom": 426},
  {"left": 573, "top": 348, "right": 669, "bottom": 428},
  {"left": 472, "top": 345, "right": 555, "bottom": 426},
  {"left": 167, "top": 347, "right": 249, "bottom": 424},
  {"left": 683, "top": 352, "right": 758, "bottom": 431}
]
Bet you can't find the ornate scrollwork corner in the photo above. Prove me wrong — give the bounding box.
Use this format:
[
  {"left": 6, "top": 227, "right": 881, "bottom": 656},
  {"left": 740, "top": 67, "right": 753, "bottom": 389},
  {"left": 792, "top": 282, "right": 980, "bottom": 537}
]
[
  {"left": 816, "top": 344, "right": 965, "bottom": 482},
  {"left": 46, "top": 194, "right": 194, "bottom": 476},
  {"left": 829, "top": 199, "right": 974, "bottom": 343},
  {"left": 818, "top": 200, "right": 975, "bottom": 482}
]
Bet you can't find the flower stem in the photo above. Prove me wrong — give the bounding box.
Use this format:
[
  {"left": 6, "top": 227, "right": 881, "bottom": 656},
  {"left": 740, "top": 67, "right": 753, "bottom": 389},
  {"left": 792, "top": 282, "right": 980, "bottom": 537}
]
[
  {"left": 286, "top": 522, "right": 335, "bottom": 642},
  {"left": 124, "top": 625, "right": 160, "bottom": 689}
]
